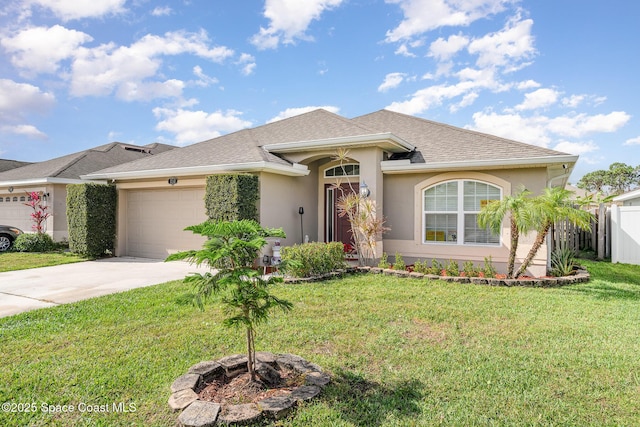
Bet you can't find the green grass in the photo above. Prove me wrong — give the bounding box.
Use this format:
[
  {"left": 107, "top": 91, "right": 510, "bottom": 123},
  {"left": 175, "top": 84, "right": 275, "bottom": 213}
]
[
  {"left": 1, "top": 259, "right": 639, "bottom": 426},
  {"left": 0, "top": 251, "right": 89, "bottom": 272}
]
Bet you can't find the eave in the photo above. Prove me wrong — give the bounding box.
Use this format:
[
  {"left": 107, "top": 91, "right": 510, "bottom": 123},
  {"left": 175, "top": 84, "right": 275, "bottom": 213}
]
[
  {"left": 263, "top": 133, "right": 415, "bottom": 154},
  {"left": 381, "top": 155, "right": 579, "bottom": 174}
]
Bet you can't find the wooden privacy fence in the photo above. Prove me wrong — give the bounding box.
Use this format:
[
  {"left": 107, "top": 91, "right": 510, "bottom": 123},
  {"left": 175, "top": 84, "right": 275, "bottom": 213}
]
[{"left": 550, "top": 204, "right": 610, "bottom": 259}]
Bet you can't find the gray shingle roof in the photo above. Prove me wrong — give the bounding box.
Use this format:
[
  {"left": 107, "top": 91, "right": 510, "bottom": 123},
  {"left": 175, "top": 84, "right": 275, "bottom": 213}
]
[
  {"left": 0, "top": 159, "right": 32, "bottom": 173},
  {"left": 87, "top": 109, "right": 572, "bottom": 177},
  {"left": 352, "top": 110, "right": 570, "bottom": 163},
  {"left": 0, "top": 142, "right": 177, "bottom": 181}
]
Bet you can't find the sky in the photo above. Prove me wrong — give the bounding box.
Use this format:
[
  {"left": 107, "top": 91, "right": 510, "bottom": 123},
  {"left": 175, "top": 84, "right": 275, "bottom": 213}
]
[{"left": 1, "top": 0, "right": 638, "bottom": 184}]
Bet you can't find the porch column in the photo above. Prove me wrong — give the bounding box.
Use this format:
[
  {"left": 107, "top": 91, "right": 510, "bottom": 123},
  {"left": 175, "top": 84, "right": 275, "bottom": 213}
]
[{"left": 352, "top": 148, "right": 385, "bottom": 260}]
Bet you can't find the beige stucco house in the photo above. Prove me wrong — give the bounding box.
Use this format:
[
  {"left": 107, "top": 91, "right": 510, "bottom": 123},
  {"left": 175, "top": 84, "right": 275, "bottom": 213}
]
[
  {"left": 0, "top": 142, "right": 175, "bottom": 240},
  {"left": 84, "top": 109, "right": 577, "bottom": 276}
]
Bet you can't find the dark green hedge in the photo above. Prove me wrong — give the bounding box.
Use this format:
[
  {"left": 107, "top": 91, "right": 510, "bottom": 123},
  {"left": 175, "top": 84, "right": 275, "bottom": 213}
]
[
  {"left": 205, "top": 174, "right": 259, "bottom": 222},
  {"left": 280, "top": 242, "right": 347, "bottom": 278},
  {"left": 67, "top": 183, "right": 117, "bottom": 258}
]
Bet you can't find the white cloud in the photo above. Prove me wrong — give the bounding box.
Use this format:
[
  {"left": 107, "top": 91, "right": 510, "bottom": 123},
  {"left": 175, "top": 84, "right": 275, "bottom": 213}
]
[
  {"left": 192, "top": 66, "right": 218, "bottom": 87},
  {"left": 0, "top": 79, "right": 55, "bottom": 117},
  {"left": 469, "top": 110, "right": 631, "bottom": 147},
  {"left": 562, "top": 94, "right": 585, "bottom": 108},
  {"left": 153, "top": 108, "right": 252, "bottom": 145},
  {"left": 624, "top": 136, "right": 640, "bottom": 146},
  {"left": 467, "top": 15, "right": 536, "bottom": 71},
  {"left": 516, "top": 80, "right": 541, "bottom": 90},
  {"left": 385, "top": 0, "right": 512, "bottom": 42},
  {"left": 267, "top": 105, "right": 340, "bottom": 123},
  {"left": 395, "top": 44, "right": 417, "bottom": 57},
  {"left": 0, "top": 124, "right": 47, "bottom": 139},
  {"left": 378, "top": 72, "right": 406, "bottom": 92},
  {"left": 515, "top": 88, "right": 560, "bottom": 111},
  {"left": 151, "top": 6, "right": 172, "bottom": 16},
  {"left": 428, "top": 33, "right": 469, "bottom": 61},
  {"left": 251, "top": 0, "right": 344, "bottom": 49},
  {"left": 553, "top": 140, "right": 598, "bottom": 155},
  {"left": 27, "top": 0, "right": 127, "bottom": 21},
  {"left": 1, "top": 25, "right": 93, "bottom": 75},
  {"left": 70, "top": 31, "right": 234, "bottom": 100},
  {"left": 236, "top": 53, "right": 256, "bottom": 76},
  {"left": 116, "top": 79, "right": 185, "bottom": 102}
]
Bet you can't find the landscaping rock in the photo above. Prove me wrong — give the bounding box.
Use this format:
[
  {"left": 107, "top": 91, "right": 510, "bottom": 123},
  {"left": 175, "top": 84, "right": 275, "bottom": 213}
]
[
  {"left": 305, "top": 371, "right": 331, "bottom": 387},
  {"left": 409, "top": 272, "right": 425, "bottom": 279},
  {"left": 258, "top": 396, "right": 296, "bottom": 419},
  {"left": 178, "top": 401, "right": 221, "bottom": 427},
  {"left": 255, "top": 362, "right": 282, "bottom": 387},
  {"left": 188, "top": 361, "right": 223, "bottom": 383},
  {"left": 171, "top": 373, "right": 201, "bottom": 393},
  {"left": 276, "top": 354, "right": 322, "bottom": 374},
  {"left": 218, "top": 354, "right": 248, "bottom": 377},
  {"left": 255, "top": 351, "right": 277, "bottom": 364},
  {"left": 169, "top": 389, "right": 199, "bottom": 411},
  {"left": 217, "top": 403, "right": 262, "bottom": 425},
  {"left": 290, "top": 385, "right": 321, "bottom": 402}
]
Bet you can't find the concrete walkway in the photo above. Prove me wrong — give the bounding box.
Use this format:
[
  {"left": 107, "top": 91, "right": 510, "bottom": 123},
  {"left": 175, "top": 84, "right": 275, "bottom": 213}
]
[{"left": 0, "top": 257, "right": 211, "bottom": 318}]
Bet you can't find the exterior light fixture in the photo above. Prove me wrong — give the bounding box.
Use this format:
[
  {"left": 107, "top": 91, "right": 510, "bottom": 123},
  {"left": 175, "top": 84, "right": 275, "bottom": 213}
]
[
  {"left": 168, "top": 177, "right": 178, "bottom": 185},
  {"left": 8, "top": 187, "right": 13, "bottom": 193},
  {"left": 359, "top": 181, "right": 370, "bottom": 198}
]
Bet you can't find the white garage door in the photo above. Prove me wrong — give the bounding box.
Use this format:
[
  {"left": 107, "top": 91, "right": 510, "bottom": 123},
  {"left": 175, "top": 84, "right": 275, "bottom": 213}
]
[
  {"left": 0, "top": 195, "right": 33, "bottom": 232},
  {"left": 126, "top": 188, "right": 208, "bottom": 259}
]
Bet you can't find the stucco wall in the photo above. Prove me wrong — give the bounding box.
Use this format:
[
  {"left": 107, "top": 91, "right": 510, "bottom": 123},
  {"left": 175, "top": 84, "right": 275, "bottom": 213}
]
[{"left": 382, "top": 167, "right": 550, "bottom": 276}]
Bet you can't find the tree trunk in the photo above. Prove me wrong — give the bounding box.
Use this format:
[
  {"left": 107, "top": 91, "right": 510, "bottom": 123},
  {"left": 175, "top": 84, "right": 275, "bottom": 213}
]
[
  {"left": 507, "top": 218, "right": 519, "bottom": 278},
  {"left": 515, "top": 224, "right": 551, "bottom": 278},
  {"left": 246, "top": 327, "right": 256, "bottom": 382}
]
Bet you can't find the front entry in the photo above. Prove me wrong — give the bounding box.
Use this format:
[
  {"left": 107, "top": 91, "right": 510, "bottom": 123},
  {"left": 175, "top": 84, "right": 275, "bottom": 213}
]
[{"left": 324, "top": 183, "right": 358, "bottom": 245}]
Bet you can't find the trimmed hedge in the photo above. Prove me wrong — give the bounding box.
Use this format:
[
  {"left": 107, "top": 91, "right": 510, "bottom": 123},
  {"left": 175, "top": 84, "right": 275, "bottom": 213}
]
[
  {"left": 205, "top": 174, "right": 259, "bottom": 222},
  {"left": 280, "top": 242, "right": 347, "bottom": 278},
  {"left": 12, "top": 233, "right": 56, "bottom": 252},
  {"left": 67, "top": 183, "right": 117, "bottom": 258}
]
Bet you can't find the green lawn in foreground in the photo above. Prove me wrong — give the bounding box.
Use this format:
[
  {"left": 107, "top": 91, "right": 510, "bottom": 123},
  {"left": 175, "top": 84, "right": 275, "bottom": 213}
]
[
  {"left": 0, "top": 251, "right": 88, "bottom": 272},
  {"left": 1, "top": 259, "right": 639, "bottom": 426}
]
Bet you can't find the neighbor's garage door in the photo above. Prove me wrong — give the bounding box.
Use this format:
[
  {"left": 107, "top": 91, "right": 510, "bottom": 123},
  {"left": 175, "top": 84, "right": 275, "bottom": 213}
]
[
  {"left": 0, "top": 195, "right": 33, "bottom": 232},
  {"left": 126, "top": 188, "right": 207, "bottom": 259}
]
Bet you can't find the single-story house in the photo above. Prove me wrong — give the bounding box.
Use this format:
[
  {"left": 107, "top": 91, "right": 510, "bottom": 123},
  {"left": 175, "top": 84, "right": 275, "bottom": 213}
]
[
  {"left": 612, "top": 188, "right": 640, "bottom": 206},
  {"left": 84, "top": 109, "right": 576, "bottom": 276},
  {"left": 0, "top": 142, "right": 175, "bottom": 240}
]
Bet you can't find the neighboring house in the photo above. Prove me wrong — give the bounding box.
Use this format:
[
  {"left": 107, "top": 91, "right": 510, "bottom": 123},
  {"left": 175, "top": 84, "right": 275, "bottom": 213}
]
[
  {"left": 85, "top": 109, "right": 576, "bottom": 276},
  {"left": 0, "top": 142, "right": 176, "bottom": 240},
  {"left": 0, "top": 159, "right": 32, "bottom": 173},
  {"left": 612, "top": 188, "right": 640, "bottom": 206}
]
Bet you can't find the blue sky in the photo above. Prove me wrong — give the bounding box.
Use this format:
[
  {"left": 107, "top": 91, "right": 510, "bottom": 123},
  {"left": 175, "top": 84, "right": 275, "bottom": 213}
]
[{"left": 1, "top": 0, "right": 638, "bottom": 183}]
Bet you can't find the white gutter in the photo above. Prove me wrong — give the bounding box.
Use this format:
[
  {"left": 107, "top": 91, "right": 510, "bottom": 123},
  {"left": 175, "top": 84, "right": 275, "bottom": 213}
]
[
  {"left": 263, "top": 133, "right": 415, "bottom": 153},
  {"left": 0, "top": 177, "right": 107, "bottom": 187},
  {"left": 82, "top": 161, "right": 310, "bottom": 180},
  {"left": 381, "top": 155, "right": 579, "bottom": 173}
]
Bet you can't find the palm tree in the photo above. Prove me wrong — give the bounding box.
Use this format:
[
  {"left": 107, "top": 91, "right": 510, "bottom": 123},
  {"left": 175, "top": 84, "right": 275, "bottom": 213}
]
[
  {"left": 514, "top": 187, "right": 594, "bottom": 278},
  {"left": 166, "top": 220, "right": 293, "bottom": 382},
  {"left": 477, "top": 188, "right": 533, "bottom": 278}
]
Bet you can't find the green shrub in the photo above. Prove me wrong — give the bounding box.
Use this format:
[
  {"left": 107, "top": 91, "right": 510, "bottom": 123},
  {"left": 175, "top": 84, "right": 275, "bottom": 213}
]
[
  {"left": 550, "top": 247, "right": 577, "bottom": 277},
  {"left": 205, "top": 174, "right": 259, "bottom": 222},
  {"left": 413, "top": 259, "right": 429, "bottom": 274},
  {"left": 67, "top": 183, "right": 117, "bottom": 258},
  {"left": 431, "top": 259, "right": 444, "bottom": 275},
  {"left": 393, "top": 251, "right": 406, "bottom": 271},
  {"left": 281, "top": 242, "right": 346, "bottom": 277},
  {"left": 445, "top": 259, "right": 459, "bottom": 276},
  {"left": 462, "top": 260, "right": 480, "bottom": 277},
  {"left": 377, "top": 252, "right": 390, "bottom": 269},
  {"left": 12, "top": 233, "right": 56, "bottom": 252},
  {"left": 483, "top": 256, "right": 497, "bottom": 278}
]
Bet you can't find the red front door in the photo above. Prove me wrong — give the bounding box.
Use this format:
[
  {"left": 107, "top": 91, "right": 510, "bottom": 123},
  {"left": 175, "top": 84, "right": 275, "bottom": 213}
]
[{"left": 325, "top": 183, "right": 358, "bottom": 245}]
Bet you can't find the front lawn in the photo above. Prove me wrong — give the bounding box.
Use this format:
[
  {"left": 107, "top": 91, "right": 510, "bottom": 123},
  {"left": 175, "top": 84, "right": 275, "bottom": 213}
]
[
  {"left": 1, "top": 259, "right": 639, "bottom": 426},
  {"left": 0, "top": 251, "right": 88, "bottom": 272}
]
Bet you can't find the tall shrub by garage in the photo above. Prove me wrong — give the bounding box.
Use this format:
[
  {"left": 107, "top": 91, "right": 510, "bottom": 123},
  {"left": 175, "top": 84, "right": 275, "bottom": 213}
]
[
  {"left": 205, "top": 174, "right": 259, "bottom": 221},
  {"left": 67, "top": 183, "right": 117, "bottom": 258}
]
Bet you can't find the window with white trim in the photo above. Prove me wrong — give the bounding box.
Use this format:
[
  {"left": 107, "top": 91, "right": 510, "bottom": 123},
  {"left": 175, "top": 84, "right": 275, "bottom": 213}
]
[
  {"left": 324, "top": 163, "right": 359, "bottom": 177},
  {"left": 423, "top": 180, "right": 501, "bottom": 245}
]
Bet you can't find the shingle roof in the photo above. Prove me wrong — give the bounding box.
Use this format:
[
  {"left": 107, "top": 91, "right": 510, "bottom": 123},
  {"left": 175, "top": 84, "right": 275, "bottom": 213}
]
[
  {"left": 86, "top": 109, "right": 572, "bottom": 177},
  {"left": 352, "top": 110, "right": 569, "bottom": 163},
  {"left": 0, "top": 159, "right": 32, "bottom": 173},
  {"left": 0, "top": 142, "right": 177, "bottom": 181}
]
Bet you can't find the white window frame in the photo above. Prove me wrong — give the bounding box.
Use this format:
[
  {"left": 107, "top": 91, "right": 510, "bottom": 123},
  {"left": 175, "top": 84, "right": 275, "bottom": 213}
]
[
  {"left": 324, "top": 163, "right": 360, "bottom": 178},
  {"left": 422, "top": 179, "right": 502, "bottom": 246}
]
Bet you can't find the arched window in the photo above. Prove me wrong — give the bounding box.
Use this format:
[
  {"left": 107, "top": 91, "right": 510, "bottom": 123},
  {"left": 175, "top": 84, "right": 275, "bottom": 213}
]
[
  {"left": 423, "top": 180, "right": 501, "bottom": 245},
  {"left": 324, "top": 163, "right": 359, "bottom": 178}
]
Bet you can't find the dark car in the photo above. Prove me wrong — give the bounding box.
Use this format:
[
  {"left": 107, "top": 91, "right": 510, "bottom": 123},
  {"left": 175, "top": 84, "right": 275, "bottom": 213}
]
[{"left": 0, "top": 225, "right": 23, "bottom": 252}]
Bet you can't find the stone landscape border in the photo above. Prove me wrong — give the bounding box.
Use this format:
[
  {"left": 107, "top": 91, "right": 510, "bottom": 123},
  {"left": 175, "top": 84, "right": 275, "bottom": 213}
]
[
  {"left": 284, "top": 266, "right": 590, "bottom": 287},
  {"left": 169, "top": 352, "right": 330, "bottom": 426}
]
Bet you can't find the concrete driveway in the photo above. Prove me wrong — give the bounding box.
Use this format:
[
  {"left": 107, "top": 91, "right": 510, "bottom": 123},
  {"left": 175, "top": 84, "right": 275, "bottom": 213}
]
[{"left": 0, "top": 257, "right": 210, "bottom": 318}]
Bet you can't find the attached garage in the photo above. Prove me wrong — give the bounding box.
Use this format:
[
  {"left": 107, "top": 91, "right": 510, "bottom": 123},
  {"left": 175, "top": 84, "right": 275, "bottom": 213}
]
[
  {"left": 0, "top": 194, "right": 33, "bottom": 232},
  {"left": 124, "top": 188, "right": 207, "bottom": 259}
]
